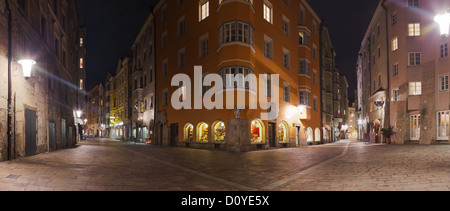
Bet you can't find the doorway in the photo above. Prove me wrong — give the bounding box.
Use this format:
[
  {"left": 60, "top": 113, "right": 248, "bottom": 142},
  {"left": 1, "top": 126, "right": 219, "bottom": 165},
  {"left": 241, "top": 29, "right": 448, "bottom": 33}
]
[
  {"left": 268, "top": 122, "right": 276, "bottom": 147},
  {"left": 25, "top": 109, "right": 37, "bottom": 157},
  {"left": 410, "top": 114, "right": 421, "bottom": 141},
  {"left": 170, "top": 123, "right": 179, "bottom": 146}
]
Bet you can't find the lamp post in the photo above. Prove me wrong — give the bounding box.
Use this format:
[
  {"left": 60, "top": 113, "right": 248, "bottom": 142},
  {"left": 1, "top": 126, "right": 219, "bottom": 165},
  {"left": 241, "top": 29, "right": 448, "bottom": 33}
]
[{"left": 435, "top": 12, "right": 450, "bottom": 36}]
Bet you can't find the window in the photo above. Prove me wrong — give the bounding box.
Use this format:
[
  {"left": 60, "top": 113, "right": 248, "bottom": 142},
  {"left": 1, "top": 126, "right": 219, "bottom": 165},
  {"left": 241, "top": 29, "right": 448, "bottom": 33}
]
[
  {"left": 162, "top": 31, "right": 168, "bottom": 49},
  {"left": 393, "top": 89, "right": 399, "bottom": 101},
  {"left": 219, "top": 21, "right": 254, "bottom": 47},
  {"left": 393, "top": 63, "right": 399, "bottom": 77},
  {"left": 178, "top": 48, "right": 186, "bottom": 69},
  {"left": 392, "top": 37, "right": 398, "bottom": 51},
  {"left": 299, "top": 90, "right": 311, "bottom": 106},
  {"left": 178, "top": 16, "right": 185, "bottom": 37},
  {"left": 162, "top": 59, "right": 168, "bottom": 77},
  {"left": 313, "top": 96, "right": 318, "bottom": 111},
  {"left": 313, "top": 69, "right": 318, "bottom": 84},
  {"left": 279, "top": 122, "right": 288, "bottom": 143},
  {"left": 440, "top": 43, "right": 448, "bottom": 59},
  {"left": 313, "top": 45, "right": 317, "bottom": 60},
  {"left": 283, "top": 83, "right": 290, "bottom": 102},
  {"left": 409, "top": 82, "right": 422, "bottom": 96},
  {"left": 407, "top": 0, "right": 419, "bottom": 7},
  {"left": 282, "top": 16, "right": 290, "bottom": 36},
  {"left": 392, "top": 13, "right": 398, "bottom": 25},
  {"left": 80, "top": 79, "right": 83, "bottom": 90},
  {"left": 408, "top": 23, "right": 420, "bottom": 36},
  {"left": 282, "top": 48, "right": 290, "bottom": 69},
  {"left": 408, "top": 52, "right": 421, "bottom": 66},
  {"left": 264, "top": 35, "right": 273, "bottom": 60},
  {"left": 212, "top": 121, "right": 226, "bottom": 143},
  {"left": 220, "top": 66, "right": 255, "bottom": 90},
  {"left": 161, "top": 4, "right": 167, "bottom": 22},
  {"left": 197, "top": 122, "right": 209, "bottom": 143},
  {"left": 80, "top": 58, "right": 84, "bottom": 69},
  {"left": 250, "top": 119, "right": 264, "bottom": 144},
  {"left": 162, "top": 89, "right": 169, "bottom": 106},
  {"left": 200, "top": 1, "right": 209, "bottom": 21},
  {"left": 298, "top": 31, "right": 310, "bottom": 47},
  {"left": 263, "top": 2, "right": 272, "bottom": 23},
  {"left": 440, "top": 75, "right": 449, "bottom": 92},
  {"left": 299, "top": 59, "right": 311, "bottom": 75},
  {"left": 264, "top": 75, "right": 272, "bottom": 98},
  {"left": 199, "top": 34, "right": 209, "bottom": 58}
]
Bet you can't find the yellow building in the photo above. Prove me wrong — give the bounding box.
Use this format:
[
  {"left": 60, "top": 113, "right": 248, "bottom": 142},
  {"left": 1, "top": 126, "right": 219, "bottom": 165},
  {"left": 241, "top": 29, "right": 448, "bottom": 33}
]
[{"left": 105, "top": 57, "right": 132, "bottom": 140}]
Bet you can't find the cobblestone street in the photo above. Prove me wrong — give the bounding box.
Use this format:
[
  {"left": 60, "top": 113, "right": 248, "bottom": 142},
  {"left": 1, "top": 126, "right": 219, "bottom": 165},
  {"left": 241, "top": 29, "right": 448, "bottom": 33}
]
[{"left": 0, "top": 139, "right": 449, "bottom": 191}]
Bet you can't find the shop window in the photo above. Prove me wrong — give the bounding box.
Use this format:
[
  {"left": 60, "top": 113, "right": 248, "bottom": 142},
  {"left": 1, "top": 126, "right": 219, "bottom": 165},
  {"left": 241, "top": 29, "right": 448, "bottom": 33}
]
[
  {"left": 315, "top": 128, "right": 321, "bottom": 142},
  {"left": 197, "top": 122, "right": 209, "bottom": 143},
  {"left": 251, "top": 119, "right": 265, "bottom": 144},
  {"left": 279, "top": 122, "right": 289, "bottom": 143},
  {"left": 212, "top": 121, "right": 226, "bottom": 143},
  {"left": 307, "top": 127, "right": 313, "bottom": 142},
  {"left": 184, "top": 123, "right": 194, "bottom": 142}
]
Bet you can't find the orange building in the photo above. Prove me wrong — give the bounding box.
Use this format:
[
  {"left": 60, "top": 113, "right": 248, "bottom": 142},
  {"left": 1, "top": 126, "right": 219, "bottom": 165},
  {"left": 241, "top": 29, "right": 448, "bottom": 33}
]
[{"left": 153, "top": 0, "right": 322, "bottom": 151}]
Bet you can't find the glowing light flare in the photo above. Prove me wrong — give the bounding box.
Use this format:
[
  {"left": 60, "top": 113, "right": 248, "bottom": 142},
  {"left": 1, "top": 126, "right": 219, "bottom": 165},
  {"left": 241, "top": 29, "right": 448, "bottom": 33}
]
[
  {"left": 18, "top": 59, "right": 36, "bottom": 78},
  {"left": 435, "top": 13, "right": 450, "bottom": 36},
  {"left": 76, "top": 110, "right": 82, "bottom": 118}
]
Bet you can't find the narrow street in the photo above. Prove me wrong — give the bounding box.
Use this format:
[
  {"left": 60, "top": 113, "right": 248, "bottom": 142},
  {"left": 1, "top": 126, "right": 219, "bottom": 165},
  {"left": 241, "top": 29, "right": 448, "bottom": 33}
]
[{"left": 0, "top": 139, "right": 449, "bottom": 191}]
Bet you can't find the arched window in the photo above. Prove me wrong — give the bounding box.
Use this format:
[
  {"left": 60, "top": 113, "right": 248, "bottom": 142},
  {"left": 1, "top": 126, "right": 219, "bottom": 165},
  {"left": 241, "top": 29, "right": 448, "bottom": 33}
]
[
  {"left": 251, "top": 119, "right": 265, "bottom": 144},
  {"left": 307, "top": 127, "right": 313, "bottom": 142},
  {"left": 184, "top": 123, "right": 194, "bottom": 142},
  {"left": 197, "top": 122, "right": 209, "bottom": 143},
  {"left": 315, "top": 128, "right": 321, "bottom": 142},
  {"left": 212, "top": 121, "right": 226, "bottom": 143},
  {"left": 279, "top": 121, "right": 289, "bottom": 143}
]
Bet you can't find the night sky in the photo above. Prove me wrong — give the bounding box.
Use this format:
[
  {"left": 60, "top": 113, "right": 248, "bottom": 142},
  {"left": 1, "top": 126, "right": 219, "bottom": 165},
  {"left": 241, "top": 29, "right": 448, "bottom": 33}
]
[{"left": 76, "top": 0, "right": 381, "bottom": 101}]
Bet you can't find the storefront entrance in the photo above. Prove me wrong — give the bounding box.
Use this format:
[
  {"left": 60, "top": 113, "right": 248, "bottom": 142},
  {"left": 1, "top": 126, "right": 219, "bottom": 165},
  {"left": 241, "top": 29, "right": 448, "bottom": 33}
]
[{"left": 410, "top": 114, "right": 421, "bottom": 141}]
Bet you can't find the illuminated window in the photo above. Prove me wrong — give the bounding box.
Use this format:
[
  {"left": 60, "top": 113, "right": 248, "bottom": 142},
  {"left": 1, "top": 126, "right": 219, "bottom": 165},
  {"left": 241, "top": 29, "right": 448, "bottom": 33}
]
[
  {"left": 197, "top": 122, "right": 209, "bottom": 143},
  {"left": 79, "top": 79, "right": 83, "bottom": 90},
  {"left": 184, "top": 123, "right": 194, "bottom": 142},
  {"left": 251, "top": 119, "right": 265, "bottom": 144},
  {"left": 408, "top": 23, "right": 420, "bottom": 36},
  {"left": 278, "top": 122, "right": 288, "bottom": 143},
  {"left": 212, "top": 121, "right": 226, "bottom": 143},
  {"left": 80, "top": 58, "right": 84, "bottom": 68},
  {"left": 263, "top": 2, "right": 272, "bottom": 23},
  {"left": 307, "top": 127, "right": 313, "bottom": 142},
  {"left": 392, "top": 37, "right": 398, "bottom": 51},
  {"left": 80, "top": 38, "right": 83, "bottom": 47},
  {"left": 409, "top": 82, "right": 422, "bottom": 96},
  {"left": 200, "top": 1, "right": 209, "bottom": 21},
  {"left": 298, "top": 31, "right": 310, "bottom": 47}
]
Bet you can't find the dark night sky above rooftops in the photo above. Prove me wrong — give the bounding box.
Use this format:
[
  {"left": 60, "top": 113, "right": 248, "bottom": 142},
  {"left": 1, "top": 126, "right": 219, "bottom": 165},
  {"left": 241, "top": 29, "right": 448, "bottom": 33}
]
[{"left": 76, "top": 0, "right": 380, "bottom": 101}]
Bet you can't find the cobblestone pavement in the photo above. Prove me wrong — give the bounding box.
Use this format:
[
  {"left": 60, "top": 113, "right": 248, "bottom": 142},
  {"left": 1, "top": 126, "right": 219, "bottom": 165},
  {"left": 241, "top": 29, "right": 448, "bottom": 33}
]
[{"left": 0, "top": 138, "right": 449, "bottom": 191}]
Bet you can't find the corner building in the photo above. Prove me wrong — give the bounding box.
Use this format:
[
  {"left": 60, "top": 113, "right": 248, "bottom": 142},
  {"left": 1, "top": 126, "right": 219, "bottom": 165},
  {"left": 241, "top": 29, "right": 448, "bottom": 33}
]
[
  {"left": 357, "top": 0, "right": 450, "bottom": 144},
  {"left": 154, "top": 0, "right": 322, "bottom": 151}
]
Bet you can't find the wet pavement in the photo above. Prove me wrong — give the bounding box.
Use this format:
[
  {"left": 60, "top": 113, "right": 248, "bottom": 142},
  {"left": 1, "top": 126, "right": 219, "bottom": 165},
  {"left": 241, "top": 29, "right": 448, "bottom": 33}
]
[{"left": 0, "top": 138, "right": 449, "bottom": 191}]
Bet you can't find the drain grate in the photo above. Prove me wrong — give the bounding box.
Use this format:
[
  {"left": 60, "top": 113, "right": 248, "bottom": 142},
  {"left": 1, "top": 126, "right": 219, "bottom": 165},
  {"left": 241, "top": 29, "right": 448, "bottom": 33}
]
[{"left": 6, "top": 174, "right": 21, "bottom": 179}]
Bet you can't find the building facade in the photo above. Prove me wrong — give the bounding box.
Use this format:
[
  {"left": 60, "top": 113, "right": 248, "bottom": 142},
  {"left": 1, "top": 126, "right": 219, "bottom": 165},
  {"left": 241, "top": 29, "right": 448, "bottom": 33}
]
[
  {"left": 104, "top": 57, "right": 133, "bottom": 140},
  {"left": 0, "top": 0, "right": 82, "bottom": 160},
  {"left": 357, "top": 0, "right": 450, "bottom": 144},
  {"left": 153, "top": 0, "right": 323, "bottom": 151},
  {"left": 131, "top": 12, "right": 155, "bottom": 143}
]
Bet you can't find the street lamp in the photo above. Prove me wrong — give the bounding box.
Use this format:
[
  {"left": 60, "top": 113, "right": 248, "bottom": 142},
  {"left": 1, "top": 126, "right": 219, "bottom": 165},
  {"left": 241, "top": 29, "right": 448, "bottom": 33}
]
[
  {"left": 76, "top": 110, "right": 82, "bottom": 118},
  {"left": 18, "top": 59, "right": 36, "bottom": 79},
  {"left": 435, "top": 12, "right": 450, "bottom": 36}
]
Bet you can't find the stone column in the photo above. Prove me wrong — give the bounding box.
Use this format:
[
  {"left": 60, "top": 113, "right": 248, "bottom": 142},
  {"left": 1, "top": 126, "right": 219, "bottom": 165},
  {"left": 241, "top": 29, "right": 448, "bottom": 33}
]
[{"left": 226, "top": 118, "right": 249, "bottom": 152}]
